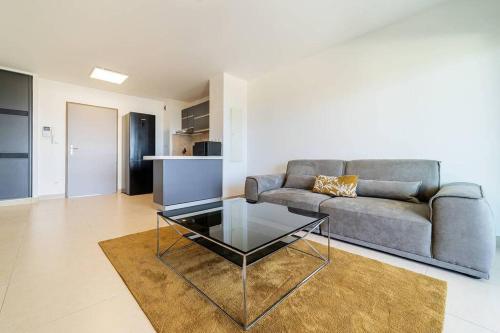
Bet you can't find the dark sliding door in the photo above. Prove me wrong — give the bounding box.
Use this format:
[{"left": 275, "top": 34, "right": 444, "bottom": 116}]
[{"left": 0, "top": 69, "right": 32, "bottom": 200}]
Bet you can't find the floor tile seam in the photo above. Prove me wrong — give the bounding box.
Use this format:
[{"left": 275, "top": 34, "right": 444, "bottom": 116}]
[
  {"left": 1, "top": 290, "right": 128, "bottom": 331},
  {"left": 446, "top": 312, "right": 498, "bottom": 332},
  {"left": 0, "top": 219, "right": 30, "bottom": 314}
]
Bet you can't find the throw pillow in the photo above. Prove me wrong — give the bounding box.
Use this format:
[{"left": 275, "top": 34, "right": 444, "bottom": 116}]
[
  {"left": 312, "top": 175, "right": 358, "bottom": 197},
  {"left": 356, "top": 179, "right": 422, "bottom": 203},
  {"left": 284, "top": 175, "right": 316, "bottom": 190}
]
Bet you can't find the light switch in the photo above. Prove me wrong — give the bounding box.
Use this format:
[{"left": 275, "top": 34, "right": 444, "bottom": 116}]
[{"left": 42, "top": 126, "right": 52, "bottom": 137}]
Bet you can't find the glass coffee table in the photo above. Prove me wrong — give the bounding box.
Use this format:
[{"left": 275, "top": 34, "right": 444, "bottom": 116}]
[{"left": 156, "top": 198, "right": 330, "bottom": 331}]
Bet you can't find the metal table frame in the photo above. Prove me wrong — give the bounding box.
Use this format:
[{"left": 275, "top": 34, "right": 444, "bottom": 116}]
[{"left": 156, "top": 213, "right": 330, "bottom": 331}]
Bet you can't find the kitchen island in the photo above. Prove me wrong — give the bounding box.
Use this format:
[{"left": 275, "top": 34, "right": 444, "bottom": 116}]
[{"left": 143, "top": 156, "right": 223, "bottom": 210}]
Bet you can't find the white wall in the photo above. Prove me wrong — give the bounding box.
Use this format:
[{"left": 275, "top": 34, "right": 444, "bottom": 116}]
[
  {"left": 36, "top": 78, "right": 171, "bottom": 196},
  {"left": 164, "top": 99, "right": 188, "bottom": 155},
  {"left": 209, "top": 74, "right": 224, "bottom": 143},
  {"left": 210, "top": 73, "right": 248, "bottom": 197},
  {"left": 247, "top": 0, "right": 500, "bottom": 234},
  {"left": 223, "top": 74, "right": 248, "bottom": 197},
  {"left": 186, "top": 96, "right": 210, "bottom": 109}
]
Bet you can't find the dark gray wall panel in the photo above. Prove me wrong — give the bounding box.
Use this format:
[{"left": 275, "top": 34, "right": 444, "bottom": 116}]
[
  {"left": 0, "top": 159, "right": 29, "bottom": 200},
  {"left": 0, "top": 70, "right": 31, "bottom": 111},
  {"left": 0, "top": 114, "right": 29, "bottom": 153},
  {"left": 0, "top": 69, "right": 32, "bottom": 200}
]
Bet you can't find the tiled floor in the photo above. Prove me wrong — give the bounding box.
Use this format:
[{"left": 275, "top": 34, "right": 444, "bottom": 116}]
[{"left": 0, "top": 194, "right": 498, "bottom": 332}]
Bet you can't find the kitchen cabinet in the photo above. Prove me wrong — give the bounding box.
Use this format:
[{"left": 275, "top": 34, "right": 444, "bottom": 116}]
[
  {"left": 181, "top": 100, "right": 209, "bottom": 132},
  {"left": 181, "top": 107, "right": 194, "bottom": 131},
  {"left": 193, "top": 101, "right": 209, "bottom": 132}
]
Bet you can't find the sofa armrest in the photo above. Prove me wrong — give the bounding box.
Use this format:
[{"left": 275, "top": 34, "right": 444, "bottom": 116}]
[
  {"left": 245, "top": 174, "right": 285, "bottom": 202},
  {"left": 430, "top": 182, "right": 496, "bottom": 276}
]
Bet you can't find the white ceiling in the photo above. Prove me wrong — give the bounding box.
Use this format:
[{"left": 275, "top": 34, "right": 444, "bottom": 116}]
[{"left": 0, "top": 0, "right": 447, "bottom": 102}]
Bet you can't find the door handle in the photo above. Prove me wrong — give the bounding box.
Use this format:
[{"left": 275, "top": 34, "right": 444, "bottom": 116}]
[{"left": 69, "top": 145, "right": 79, "bottom": 155}]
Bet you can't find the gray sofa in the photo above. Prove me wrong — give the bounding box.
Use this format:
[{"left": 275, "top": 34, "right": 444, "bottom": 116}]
[{"left": 245, "top": 159, "right": 496, "bottom": 279}]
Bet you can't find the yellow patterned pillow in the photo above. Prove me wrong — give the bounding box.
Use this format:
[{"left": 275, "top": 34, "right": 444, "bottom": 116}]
[{"left": 312, "top": 175, "right": 358, "bottom": 197}]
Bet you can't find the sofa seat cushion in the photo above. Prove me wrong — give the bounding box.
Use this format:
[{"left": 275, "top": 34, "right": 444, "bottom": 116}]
[
  {"left": 320, "top": 197, "right": 432, "bottom": 257},
  {"left": 259, "top": 188, "right": 331, "bottom": 212}
]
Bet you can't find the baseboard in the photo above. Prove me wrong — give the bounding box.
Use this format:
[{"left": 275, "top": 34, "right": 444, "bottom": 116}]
[
  {"left": 37, "top": 193, "right": 66, "bottom": 200},
  {"left": 0, "top": 193, "right": 67, "bottom": 206},
  {"left": 223, "top": 194, "right": 245, "bottom": 199},
  {"left": 0, "top": 197, "right": 36, "bottom": 206}
]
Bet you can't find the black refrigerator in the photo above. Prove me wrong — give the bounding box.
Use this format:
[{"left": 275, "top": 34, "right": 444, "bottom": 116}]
[{"left": 122, "top": 112, "right": 155, "bottom": 195}]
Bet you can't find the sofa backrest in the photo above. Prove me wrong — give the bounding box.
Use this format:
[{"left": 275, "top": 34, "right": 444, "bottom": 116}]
[
  {"left": 286, "top": 160, "right": 345, "bottom": 177},
  {"left": 345, "top": 159, "right": 440, "bottom": 202}
]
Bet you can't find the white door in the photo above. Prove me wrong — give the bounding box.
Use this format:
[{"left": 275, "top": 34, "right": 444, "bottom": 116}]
[{"left": 66, "top": 102, "right": 117, "bottom": 197}]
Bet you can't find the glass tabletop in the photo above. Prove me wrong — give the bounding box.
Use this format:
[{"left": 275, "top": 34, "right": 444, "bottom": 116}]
[{"left": 158, "top": 198, "right": 328, "bottom": 254}]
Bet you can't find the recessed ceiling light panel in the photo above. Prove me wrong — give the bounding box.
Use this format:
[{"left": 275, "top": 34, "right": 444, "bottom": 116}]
[{"left": 90, "top": 67, "right": 128, "bottom": 84}]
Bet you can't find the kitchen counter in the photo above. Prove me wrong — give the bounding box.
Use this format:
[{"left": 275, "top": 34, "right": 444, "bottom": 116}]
[
  {"left": 144, "top": 156, "right": 223, "bottom": 210},
  {"left": 143, "top": 155, "right": 223, "bottom": 160}
]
